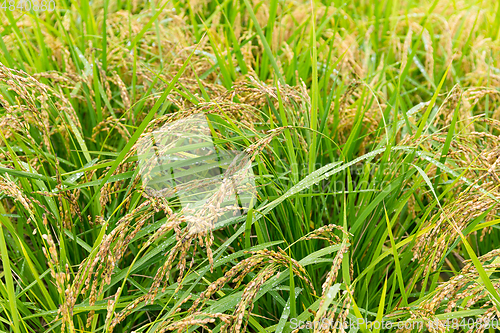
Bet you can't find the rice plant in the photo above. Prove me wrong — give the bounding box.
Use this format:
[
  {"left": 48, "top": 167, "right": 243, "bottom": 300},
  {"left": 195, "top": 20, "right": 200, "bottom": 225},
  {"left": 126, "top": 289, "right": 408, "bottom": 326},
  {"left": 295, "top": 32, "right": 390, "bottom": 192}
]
[{"left": 0, "top": 0, "right": 499, "bottom": 332}]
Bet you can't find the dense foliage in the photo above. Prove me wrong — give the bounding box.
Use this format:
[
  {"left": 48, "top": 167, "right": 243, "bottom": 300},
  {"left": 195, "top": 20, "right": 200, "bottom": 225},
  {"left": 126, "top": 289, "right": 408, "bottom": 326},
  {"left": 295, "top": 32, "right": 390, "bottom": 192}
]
[{"left": 0, "top": 0, "right": 500, "bottom": 332}]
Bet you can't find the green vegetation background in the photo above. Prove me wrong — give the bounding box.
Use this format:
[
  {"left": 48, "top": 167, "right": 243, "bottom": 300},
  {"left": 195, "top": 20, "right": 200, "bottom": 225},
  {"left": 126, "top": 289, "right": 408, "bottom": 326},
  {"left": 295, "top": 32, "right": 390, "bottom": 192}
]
[{"left": 0, "top": 0, "right": 500, "bottom": 332}]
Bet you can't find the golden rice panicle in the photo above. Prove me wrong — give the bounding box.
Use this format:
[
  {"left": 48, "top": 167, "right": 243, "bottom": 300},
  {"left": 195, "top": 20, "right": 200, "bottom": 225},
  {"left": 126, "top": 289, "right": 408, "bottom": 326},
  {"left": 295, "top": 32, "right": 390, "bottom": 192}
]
[
  {"left": 187, "top": 255, "right": 267, "bottom": 314},
  {"left": 108, "top": 293, "right": 195, "bottom": 333},
  {"left": 156, "top": 313, "right": 233, "bottom": 333},
  {"left": 145, "top": 210, "right": 226, "bottom": 303},
  {"left": 311, "top": 289, "right": 352, "bottom": 333},
  {"left": 0, "top": 175, "right": 36, "bottom": 214},
  {"left": 141, "top": 211, "right": 183, "bottom": 249},
  {"left": 92, "top": 116, "right": 131, "bottom": 141},
  {"left": 232, "top": 265, "right": 277, "bottom": 333},
  {"left": 103, "top": 287, "right": 121, "bottom": 327},
  {"left": 59, "top": 201, "right": 154, "bottom": 330},
  {"left": 473, "top": 306, "right": 500, "bottom": 333},
  {"left": 41, "top": 231, "right": 58, "bottom": 272},
  {"left": 146, "top": 236, "right": 185, "bottom": 304},
  {"left": 299, "top": 224, "right": 351, "bottom": 245},
  {"left": 335, "top": 294, "right": 353, "bottom": 333},
  {"left": 253, "top": 248, "right": 316, "bottom": 295},
  {"left": 108, "top": 295, "right": 149, "bottom": 333},
  {"left": 0, "top": 64, "right": 80, "bottom": 150},
  {"left": 185, "top": 249, "right": 315, "bottom": 330},
  {"left": 99, "top": 161, "right": 136, "bottom": 210},
  {"left": 0, "top": 64, "right": 51, "bottom": 147},
  {"left": 318, "top": 241, "right": 350, "bottom": 312},
  {"left": 412, "top": 118, "right": 500, "bottom": 275},
  {"left": 402, "top": 248, "right": 500, "bottom": 331},
  {"left": 297, "top": 225, "right": 351, "bottom": 299}
]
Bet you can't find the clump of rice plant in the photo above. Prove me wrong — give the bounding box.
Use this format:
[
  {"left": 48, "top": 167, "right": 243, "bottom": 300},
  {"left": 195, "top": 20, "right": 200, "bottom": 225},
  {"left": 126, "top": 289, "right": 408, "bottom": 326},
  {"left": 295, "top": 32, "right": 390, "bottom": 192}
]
[{"left": 0, "top": 0, "right": 499, "bottom": 332}]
